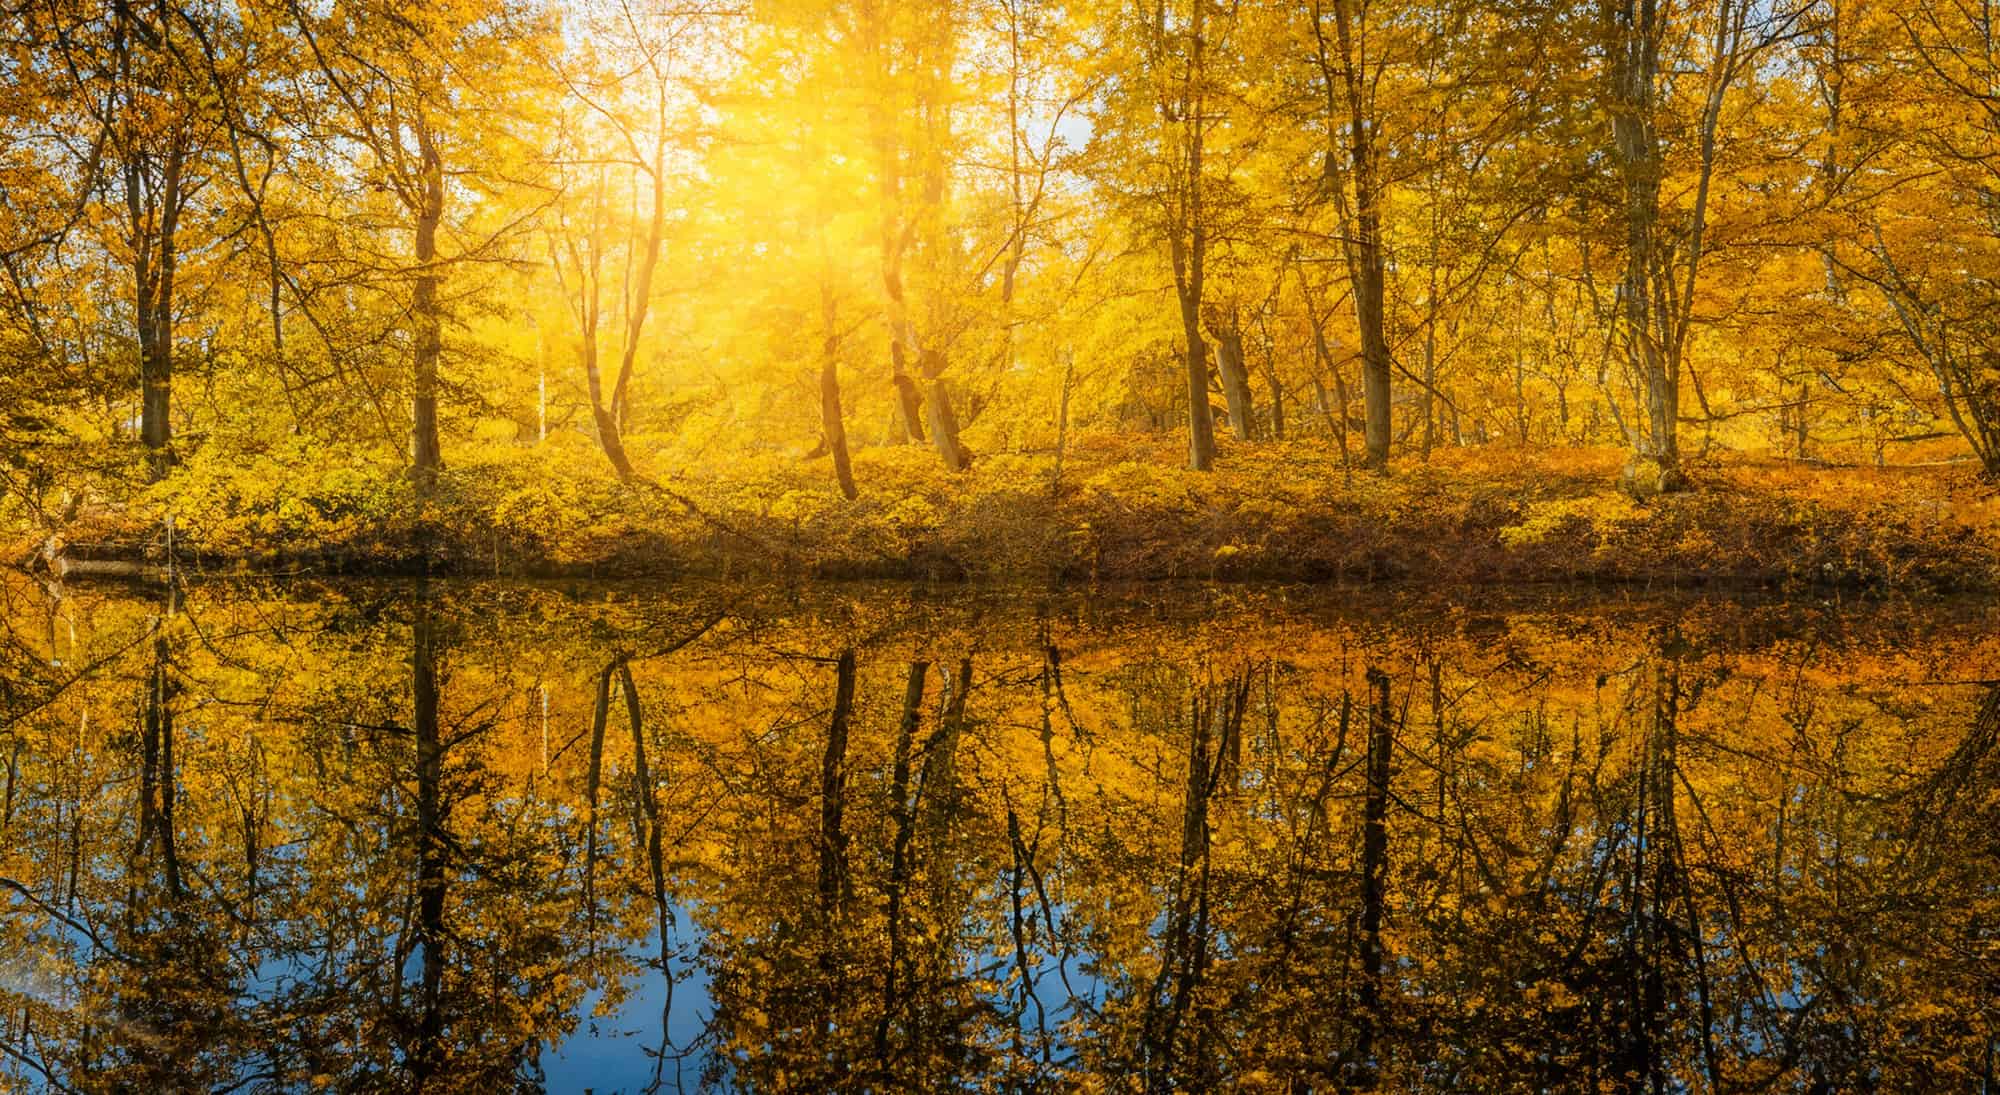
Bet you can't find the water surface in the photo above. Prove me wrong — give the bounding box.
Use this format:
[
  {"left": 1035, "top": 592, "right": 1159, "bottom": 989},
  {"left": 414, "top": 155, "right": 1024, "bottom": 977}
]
[{"left": 2, "top": 580, "right": 1996, "bottom": 1091}]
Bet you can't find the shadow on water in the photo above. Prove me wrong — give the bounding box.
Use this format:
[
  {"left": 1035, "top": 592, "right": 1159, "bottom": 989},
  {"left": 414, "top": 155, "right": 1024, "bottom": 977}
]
[{"left": 2, "top": 578, "right": 1997, "bottom": 1091}]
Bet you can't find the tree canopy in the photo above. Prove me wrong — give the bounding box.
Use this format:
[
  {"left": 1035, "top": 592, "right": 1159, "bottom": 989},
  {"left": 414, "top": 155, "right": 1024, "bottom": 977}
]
[{"left": 4, "top": 0, "right": 2000, "bottom": 566}]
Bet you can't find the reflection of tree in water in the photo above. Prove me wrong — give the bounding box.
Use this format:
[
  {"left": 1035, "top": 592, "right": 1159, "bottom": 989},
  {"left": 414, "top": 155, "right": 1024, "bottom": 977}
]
[
  {"left": 263, "top": 582, "right": 588, "bottom": 1090},
  {"left": 698, "top": 649, "right": 996, "bottom": 1091},
  {"left": 85, "top": 576, "right": 242, "bottom": 1091},
  {"left": 3, "top": 585, "right": 1998, "bottom": 1090},
  {"left": 1, "top": 581, "right": 601, "bottom": 1091}
]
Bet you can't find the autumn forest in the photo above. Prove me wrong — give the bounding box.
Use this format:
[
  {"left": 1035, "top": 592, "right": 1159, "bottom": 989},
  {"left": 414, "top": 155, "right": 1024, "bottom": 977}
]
[
  {"left": 5, "top": 1, "right": 2000, "bottom": 1092},
  {"left": 1, "top": 0, "right": 2000, "bottom": 583}
]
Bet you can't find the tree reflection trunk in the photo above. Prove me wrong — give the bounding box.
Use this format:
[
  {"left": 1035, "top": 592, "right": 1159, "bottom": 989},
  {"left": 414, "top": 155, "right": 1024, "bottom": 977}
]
[
  {"left": 583, "top": 656, "right": 618, "bottom": 946},
  {"left": 619, "top": 662, "right": 670, "bottom": 954},
  {"left": 817, "top": 649, "right": 857, "bottom": 1043},
  {"left": 920, "top": 659, "right": 973, "bottom": 832},
  {"left": 135, "top": 581, "right": 182, "bottom": 900},
  {"left": 877, "top": 660, "right": 929, "bottom": 1063},
  {"left": 410, "top": 582, "right": 445, "bottom": 1085},
  {"left": 1141, "top": 669, "right": 1250, "bottom": 1090},
  {"left": 910, "top": 659, "right": 977, "bottom": 1081},
  {"left": 1039, "top": 641, "right": 1071, "bottom": 835},
  {"left": 1350, "top": 666, "right": 1393, "bottom": 1088},
  {"left": 1611, "top": 648, "right": 1707, "bottom": 1095}
]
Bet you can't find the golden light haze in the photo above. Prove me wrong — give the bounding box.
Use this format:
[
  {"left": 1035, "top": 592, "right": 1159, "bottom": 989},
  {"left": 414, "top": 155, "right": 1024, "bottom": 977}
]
[{"left": 6, "top": 0, "right": 1999, "bottom": 508}]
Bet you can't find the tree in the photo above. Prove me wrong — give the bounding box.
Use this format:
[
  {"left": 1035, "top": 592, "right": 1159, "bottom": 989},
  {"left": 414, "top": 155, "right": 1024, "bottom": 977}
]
[
  {"left": 1596, "top": 0, "right": 1800, "bottom": 492},
  {"left": 862, "top": 0, "right": 975, "bottom": 472},
  {"left": 1096, "top": 0, "right": 1263, "bottom": 471},
  {"left": 276, "top": 0, "right": 553, "bottom": 488},
  {"left": 15, "top": 0, "right": 232, "bottom": 480},
  {"left": 1845, "top": 1, "right": 2000, "bottom": 478},
  {"left": 1308, "top": 0, "right": 1396, "bottom": 470},
  {"left": 545, "top": 0, "right": 719, "bottom": 483}
]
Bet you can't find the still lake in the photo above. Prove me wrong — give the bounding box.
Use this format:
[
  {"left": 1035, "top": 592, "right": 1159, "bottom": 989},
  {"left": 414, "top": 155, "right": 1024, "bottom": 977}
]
[{"left": 3, "top": 579, "right": 1996, "bottom": 1092}]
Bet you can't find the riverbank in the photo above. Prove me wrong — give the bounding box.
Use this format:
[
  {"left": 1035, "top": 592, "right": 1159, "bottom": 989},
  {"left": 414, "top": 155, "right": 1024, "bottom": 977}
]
[{"left": 19, "top": 437, "right": 2000, "bottom": 592}]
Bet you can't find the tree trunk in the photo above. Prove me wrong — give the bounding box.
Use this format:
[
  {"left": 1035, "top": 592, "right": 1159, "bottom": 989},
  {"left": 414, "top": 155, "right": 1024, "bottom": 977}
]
[
  {"left": 116, "top": 3, "right": 183, "bottom": 482},
  {"left": 560, "top": 177, "right": 637, "bottom": 483},
  {"left": 1793, "top": 381, "right": 1809, "bottom": 458},
  {"left": 1312, "top": 325, "right": 1354, "bottom": 470},
  {"left": 890, "top": 349, "right": 927, "bottom": 445},
  {"left": 1169, "top": 0, "right": 1217, "bottom": 473},
  {"left": 919, "top": 350, "right": 971, "bottom": 471},
  {"left": 1214, "top": 324, "right": 1256, "bottom": 441},
  {"left": 584, "top": 334, "right": 636, "bottom": 481},
  {"left": 134, "top": 144, "right": 181, "bottom": 482},
  {"left": 1606, "top": 0, "right": 1688, "bottom": 491},
  {"left": 1515, "top": 353, "right": 1531, "bottom": 445},
  {"left": 871, "top": 52, "right": 925, "bottom": 451},
  {"left": 821, "top": 357, "right": 858, "bottom": 501},
  {"left": 1312, "top": 376, "right": 1337, "bottom": 438},
  {"left": 814, "top": 222, "right": 858, "bottom": 499},
  {"left": 411, "top": 122, "right": 444, "bottom": 487},
  {"left": 138, "top": 303, "right": 174, "bottom": 480},
  {"left": 1325, "top": 0, "right": 1393, "bottom": 470},
  {"left": 1179, "top": 308, "right": 1217, "bottom": 472},
  {"left": 1261, "top": 359, "right": 1285, "bottom": 441},
  {"left": 1421, "top": 327, "right": 1438, "bottom": 461},
  {"left": 611, "top": 129, "right": 669, "bottom": 432},
  {"left": 1351, "top": 187, "right": 1392, "bottom": 468},
  {"left": 1052, "top": 350, "right": 1075, "bottom": 496}
]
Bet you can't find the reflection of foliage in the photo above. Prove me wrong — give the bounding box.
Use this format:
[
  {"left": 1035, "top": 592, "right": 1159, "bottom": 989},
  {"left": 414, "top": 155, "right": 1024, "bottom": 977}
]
[
  {"left": 85, "top": 914, "right": 246, "bottom": 1092},
  {"left": 3, "top": 579, "right": 1998, "bottom": 1089}
]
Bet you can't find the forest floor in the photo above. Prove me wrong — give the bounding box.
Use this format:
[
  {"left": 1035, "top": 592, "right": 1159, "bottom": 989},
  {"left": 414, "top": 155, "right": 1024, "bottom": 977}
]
[{"left": 25, "top": 434, "right": 2000, "bottom": 592}]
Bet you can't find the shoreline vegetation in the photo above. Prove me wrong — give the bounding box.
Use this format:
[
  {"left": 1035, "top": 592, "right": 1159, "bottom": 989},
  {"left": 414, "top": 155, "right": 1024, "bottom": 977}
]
[{"left": 23, "top": 439, "right": 1999, "bottom": 593}]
